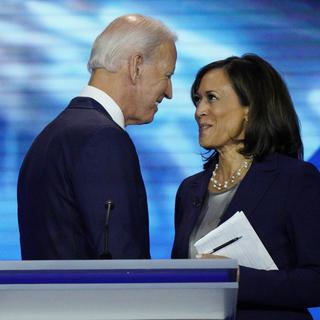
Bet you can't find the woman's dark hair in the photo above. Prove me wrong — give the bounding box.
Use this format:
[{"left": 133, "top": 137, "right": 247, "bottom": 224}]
[{"left": 191, "top": 54, "right": 303, "bottom": 168}]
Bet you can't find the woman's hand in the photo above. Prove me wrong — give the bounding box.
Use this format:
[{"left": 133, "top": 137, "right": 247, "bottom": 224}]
[{"left": 196, "top": 253, "right": 240, "bottom": 281}]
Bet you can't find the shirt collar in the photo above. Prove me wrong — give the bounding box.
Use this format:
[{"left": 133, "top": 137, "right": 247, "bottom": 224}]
[{"left": 79, "top": 85, "right": 125, "bottom": 129}]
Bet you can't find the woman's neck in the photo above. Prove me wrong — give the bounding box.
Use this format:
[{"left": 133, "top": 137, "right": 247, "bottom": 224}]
[
  {"left": 209, "top": 145, "right": 252, "bottom": 192},
  {"left": 216, "top": 145, "right": 246, "bottom": 178}
]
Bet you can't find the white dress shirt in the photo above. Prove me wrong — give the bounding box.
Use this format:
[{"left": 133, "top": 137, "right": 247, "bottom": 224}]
[{"left": 79, "top": 85, "right": 125, "bottom": 129}]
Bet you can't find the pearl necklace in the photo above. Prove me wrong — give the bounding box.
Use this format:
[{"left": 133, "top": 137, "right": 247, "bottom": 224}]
[{"left": 210, "top": 158, "right": 252, "bottom": 191}]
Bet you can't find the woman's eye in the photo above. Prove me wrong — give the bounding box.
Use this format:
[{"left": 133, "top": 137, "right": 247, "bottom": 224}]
[
  {"left": 207, "top": 94, "right": 217, "bottom": 101},
  {"left": 193, "top": 95, "right": 201, "bottom": 105}
]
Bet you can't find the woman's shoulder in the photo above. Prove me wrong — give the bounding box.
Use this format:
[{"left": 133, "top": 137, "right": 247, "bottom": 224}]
[
  {"left": 264, "top": 153, "right": 320, "bottom": 187},
  {"left": 275, "top": 153, "right": 319, "bottom": 174},
  {"left": 178, "top": 168, "right": 210, "bottom": 189}
]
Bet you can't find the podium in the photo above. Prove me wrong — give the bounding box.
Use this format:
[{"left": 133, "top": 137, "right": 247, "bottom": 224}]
[{"left": 0, "top": 259, "right": 238, "bottom": 320}]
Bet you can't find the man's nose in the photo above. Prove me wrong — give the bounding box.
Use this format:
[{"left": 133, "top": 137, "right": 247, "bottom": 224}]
[{"left": 164, "top": 79, "right": 173, "bottom": 99}]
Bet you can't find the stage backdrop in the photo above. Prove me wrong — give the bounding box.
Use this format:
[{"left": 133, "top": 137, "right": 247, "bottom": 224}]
[{"left": 0, "top": 1, "right": 319, "bottom": 317}]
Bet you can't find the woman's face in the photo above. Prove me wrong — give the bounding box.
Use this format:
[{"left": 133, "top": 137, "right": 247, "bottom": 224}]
[{"left": 194, "top": 68, "right": 248, "bottom": 150}]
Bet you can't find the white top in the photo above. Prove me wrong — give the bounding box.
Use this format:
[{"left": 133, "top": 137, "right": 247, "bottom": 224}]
[
  {"left": 79, "top": 85, "right": 125, "bottom": 129},
  {"left": 189, "top": 185, "right": 239, "bottom": 258}
]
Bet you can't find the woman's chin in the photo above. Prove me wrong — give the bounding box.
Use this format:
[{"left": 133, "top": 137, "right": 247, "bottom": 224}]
[{"left": 199, "top": 140, "right": 214, "bottom": 149}]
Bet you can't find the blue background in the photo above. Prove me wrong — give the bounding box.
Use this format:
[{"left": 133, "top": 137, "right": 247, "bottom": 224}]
[{"left": 0, "top": 0, "right": 319, "bottom": 317}]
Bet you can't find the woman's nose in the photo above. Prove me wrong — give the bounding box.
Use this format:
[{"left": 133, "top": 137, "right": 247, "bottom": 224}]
[{"left": 195, "top": 101, "right": 208, "bottom": 118}]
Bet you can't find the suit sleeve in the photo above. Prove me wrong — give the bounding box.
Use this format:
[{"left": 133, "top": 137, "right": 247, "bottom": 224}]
[
  {"left": 238, "top": 163, "right": 320, "bottom": 308},
  {"left": 72, "top": 127, "right": 150, "bottom": 259}
]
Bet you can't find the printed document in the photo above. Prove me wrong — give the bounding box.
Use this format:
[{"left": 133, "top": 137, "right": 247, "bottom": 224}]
[{"left": 194, "top": 211, "right": 278, "bottom": 270}]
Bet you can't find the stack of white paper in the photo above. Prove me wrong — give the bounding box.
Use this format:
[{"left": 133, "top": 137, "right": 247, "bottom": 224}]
[{"left": 194, "top": 211, "right": 278, "bottom": 270}]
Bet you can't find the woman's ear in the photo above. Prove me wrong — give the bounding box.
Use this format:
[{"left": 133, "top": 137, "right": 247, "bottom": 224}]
[
  {"left": 129, "top": 54, "right": 143, "bottom": 84},
  {"left": 244, "top": 106, "right": 249, "bottom": 122}
]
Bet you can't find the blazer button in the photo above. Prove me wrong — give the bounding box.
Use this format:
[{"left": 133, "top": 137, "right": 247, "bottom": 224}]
[{"left": 192, "top": 197, "right": 201, "bottom": 208}]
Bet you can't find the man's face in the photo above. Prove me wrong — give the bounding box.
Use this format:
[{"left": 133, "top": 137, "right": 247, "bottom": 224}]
[{"left": 128, "top": 40, "right": 177, "bottom": 125}]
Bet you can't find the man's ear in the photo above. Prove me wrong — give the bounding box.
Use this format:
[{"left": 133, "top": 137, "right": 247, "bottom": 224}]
[{"left": 129, "top": 54, "right": 143, "bottom": 84}]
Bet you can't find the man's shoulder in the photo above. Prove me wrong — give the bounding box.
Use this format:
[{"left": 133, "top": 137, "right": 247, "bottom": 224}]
[
  {"left": 27, "top": 101, "right": 130, "bottom": 161},
  {"left": 43, "top": 100, "right": 126, "bottom": 142}
]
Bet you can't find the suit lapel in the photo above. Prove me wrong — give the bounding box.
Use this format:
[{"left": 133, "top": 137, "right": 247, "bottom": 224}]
[{"left": 220, "top": 154, "right": 279, "bottom": 223}]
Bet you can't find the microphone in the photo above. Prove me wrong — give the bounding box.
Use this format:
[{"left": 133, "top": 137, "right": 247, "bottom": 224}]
[{"left": 100, "top": 200, "right": 114, "bottom": 259}]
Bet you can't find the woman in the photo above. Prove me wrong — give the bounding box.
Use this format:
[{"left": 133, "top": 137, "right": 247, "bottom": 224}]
[{"left": 171, "top": 54, "right": 320, "bottom": 319}]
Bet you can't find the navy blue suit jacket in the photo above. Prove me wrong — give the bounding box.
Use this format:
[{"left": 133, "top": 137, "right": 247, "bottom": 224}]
[
  {"left": 18, "top": 97, "right": 150, "bottom": 259},
  {"left": 172, "top": 153, "right": 320, "bottom": 319}
]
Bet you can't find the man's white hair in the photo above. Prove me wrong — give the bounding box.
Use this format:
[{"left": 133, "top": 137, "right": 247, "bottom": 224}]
[{"left": 88, "top": 14, "right": 177, "bottom": 73}]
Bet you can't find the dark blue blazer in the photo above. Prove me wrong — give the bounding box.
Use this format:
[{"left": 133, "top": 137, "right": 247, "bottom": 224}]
[
  {"left": 172, "top": 153, "right": 320, "bottom": 319},
  {"left": 18, "top": 97, "right": 150, "bottom": 259}
]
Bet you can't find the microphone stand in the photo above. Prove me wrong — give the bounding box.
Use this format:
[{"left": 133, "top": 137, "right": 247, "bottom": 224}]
[{"left": 100, "top": 200, "right": 114, "bottom": 259}]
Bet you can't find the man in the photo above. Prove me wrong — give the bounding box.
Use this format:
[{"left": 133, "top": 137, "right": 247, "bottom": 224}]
[{"left": 17, "top": 14, "right": 177, "bottom": 259}]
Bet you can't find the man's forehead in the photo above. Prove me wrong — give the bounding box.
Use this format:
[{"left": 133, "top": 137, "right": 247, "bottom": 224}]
[{"left": 156, "top": 40, "right": 176, "bottom": 57}]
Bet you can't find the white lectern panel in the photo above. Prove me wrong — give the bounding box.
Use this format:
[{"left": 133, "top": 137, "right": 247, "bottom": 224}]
[{"left": 0, "top": 259, "right": 238, "bottom": 320}]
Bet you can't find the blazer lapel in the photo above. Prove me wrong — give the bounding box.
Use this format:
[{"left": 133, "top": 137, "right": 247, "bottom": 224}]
[
  {"left": 220, "top": 154, "right": 279, "bottom": 223},
  {"left": 183, "top": 164, "right": 214, "bottom": 239}
]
